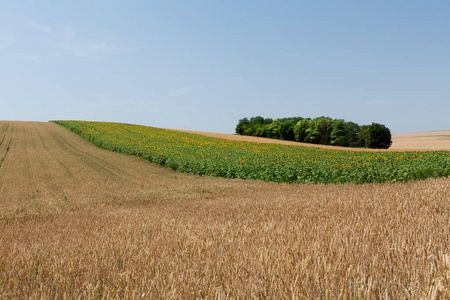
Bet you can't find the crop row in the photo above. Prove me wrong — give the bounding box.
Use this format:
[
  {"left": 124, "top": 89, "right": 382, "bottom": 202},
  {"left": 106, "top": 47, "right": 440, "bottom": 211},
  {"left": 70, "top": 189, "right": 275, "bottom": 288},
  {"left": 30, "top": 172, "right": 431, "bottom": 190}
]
[{"left": 52, "top": 121, "right": 450, "bottom": 184}]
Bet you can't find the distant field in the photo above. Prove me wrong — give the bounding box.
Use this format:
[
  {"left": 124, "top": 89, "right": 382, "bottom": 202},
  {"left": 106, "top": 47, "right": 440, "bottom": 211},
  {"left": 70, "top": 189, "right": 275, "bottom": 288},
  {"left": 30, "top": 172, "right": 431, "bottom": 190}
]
[
  {"left": 54, "top": 121, "right": 450, "bottom": 184},
  {"left": 175, "top": 129, "right": 450, "bottom": 151},
  {"left": 390, "top": 131, "right": 450, "bottom": 150},
  {"left": 0, "top": 121, "right": 449, "bottom": 299}
]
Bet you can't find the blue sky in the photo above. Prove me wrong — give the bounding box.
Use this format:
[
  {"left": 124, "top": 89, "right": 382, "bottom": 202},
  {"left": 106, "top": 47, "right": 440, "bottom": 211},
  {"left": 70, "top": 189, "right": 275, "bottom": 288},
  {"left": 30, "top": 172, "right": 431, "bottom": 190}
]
[{"left": 1, "top": 1, "right": 449, "bottom": 134}]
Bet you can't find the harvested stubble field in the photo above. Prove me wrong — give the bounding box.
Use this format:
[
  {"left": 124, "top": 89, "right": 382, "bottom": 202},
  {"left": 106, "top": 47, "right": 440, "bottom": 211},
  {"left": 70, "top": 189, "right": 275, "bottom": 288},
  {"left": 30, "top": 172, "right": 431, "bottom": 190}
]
[{"left": 0, "top": 121, "right": 449, "bottom": 299}]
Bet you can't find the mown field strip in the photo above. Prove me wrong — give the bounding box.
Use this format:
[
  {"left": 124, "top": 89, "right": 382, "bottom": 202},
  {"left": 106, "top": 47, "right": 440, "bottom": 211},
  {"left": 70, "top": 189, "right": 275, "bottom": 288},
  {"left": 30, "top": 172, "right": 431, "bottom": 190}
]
[{"left": 0, "top": 121, "right": 449, "bottom": 299}]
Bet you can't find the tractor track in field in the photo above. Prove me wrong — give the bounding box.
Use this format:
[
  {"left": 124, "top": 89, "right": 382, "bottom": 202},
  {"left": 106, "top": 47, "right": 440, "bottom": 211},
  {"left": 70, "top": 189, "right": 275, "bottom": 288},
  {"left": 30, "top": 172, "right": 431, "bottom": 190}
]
[
  {"left": 0, "top": 122, "right": 13, "bottom": 170},
  {"left": 0, "top": 122, "right": 10, "bottom": 147}
]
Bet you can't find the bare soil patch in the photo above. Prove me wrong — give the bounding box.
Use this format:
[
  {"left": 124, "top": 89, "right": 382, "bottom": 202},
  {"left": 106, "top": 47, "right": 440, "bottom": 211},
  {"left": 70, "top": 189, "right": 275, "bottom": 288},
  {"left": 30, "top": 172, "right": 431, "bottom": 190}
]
[{"left": 1, "top": 122, "right": 449, "bottom": 298}]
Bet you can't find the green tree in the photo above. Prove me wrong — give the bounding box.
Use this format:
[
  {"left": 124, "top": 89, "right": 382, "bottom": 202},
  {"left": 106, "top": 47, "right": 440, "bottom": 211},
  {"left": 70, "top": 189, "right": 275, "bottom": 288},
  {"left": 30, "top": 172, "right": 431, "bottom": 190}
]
[
  {"left": 265, "top": 119, "right": 280, "bottom": 139},
  {"left": 249, "top": 116, "right": 265, "bottom": 126},
  {"left": 305, "top": 119, "right": 318, "bottom": 143},
  {"left": 253, "top": 124, "right": 267, "bottom": 137},
  {"left": 263, "top": 118, "right": 273, "bottom": 125},
  {"left": 368, "top": 123, "right": 392, "bottom": 149},
  {"left": 278, "top": 117, "right": 302, "bottom": 140},
  {"left": 244, "top": 126, "right": 254, "bottom": 136},
  {"left": 236, "top": 116, "right": 392, "bottom": 149},
  {"left": 330, "top": 119, "right": 349, "bottom": 146},
  {"left": 294, "top": 118, "right": 311, "bottom": 142},
  {"left": 343, "top": 121, "right": 361, "bottom": 147},
  {"left": 360, "top": 125, "right": 370, "bottom": 148},
  {"left": 235, "top": 118, "right": 249, "bottom": 135},
  {"left": 311, "top": 117, "right": 333, "bottom": 145}
]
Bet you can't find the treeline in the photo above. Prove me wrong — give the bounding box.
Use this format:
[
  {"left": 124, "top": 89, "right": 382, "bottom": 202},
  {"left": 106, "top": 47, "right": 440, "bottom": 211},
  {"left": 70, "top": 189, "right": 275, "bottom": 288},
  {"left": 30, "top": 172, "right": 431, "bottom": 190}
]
[{"left": 235, "top": 116, "right": 392, "bottom": 149}]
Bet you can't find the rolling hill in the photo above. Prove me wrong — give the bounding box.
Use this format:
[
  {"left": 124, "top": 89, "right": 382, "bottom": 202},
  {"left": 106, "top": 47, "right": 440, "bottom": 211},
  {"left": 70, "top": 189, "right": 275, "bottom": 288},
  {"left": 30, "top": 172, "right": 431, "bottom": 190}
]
[{"left": 0, "top": 121, "right": 448, "bottom": 299}]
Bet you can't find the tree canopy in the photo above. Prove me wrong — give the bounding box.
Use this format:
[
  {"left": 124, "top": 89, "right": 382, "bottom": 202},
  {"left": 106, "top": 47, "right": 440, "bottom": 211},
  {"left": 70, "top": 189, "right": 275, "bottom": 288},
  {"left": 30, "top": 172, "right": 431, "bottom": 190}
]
[{"left": 235, "top": 116, "right": 392, "bottom": 149}]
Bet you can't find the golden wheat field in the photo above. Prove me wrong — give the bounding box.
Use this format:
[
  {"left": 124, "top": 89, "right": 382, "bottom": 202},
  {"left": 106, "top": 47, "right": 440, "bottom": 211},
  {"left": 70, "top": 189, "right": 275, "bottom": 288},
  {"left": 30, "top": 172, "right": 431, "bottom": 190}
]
[{"left": 0, "top": 121, "right": 449, "bottom": 299}]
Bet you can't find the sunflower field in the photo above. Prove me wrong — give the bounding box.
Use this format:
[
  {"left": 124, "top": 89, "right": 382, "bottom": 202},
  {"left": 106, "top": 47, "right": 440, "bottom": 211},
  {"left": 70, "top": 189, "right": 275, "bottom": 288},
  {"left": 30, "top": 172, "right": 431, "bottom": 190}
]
[{"left": 52, "top": 121, "right": 450, "bottom": 184}]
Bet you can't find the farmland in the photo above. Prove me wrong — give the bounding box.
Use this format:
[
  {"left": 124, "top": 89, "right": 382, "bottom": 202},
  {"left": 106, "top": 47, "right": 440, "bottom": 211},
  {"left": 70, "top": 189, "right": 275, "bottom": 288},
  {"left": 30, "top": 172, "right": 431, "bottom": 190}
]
[
  {"left": 53, "top": 120, "right": 450, "bottom": 184},
  {"left": 0, "top": 121, "right": 449, "bottom": 299},
  {"left": 175, "top": 129, "right": 450, "bottom": 151}
]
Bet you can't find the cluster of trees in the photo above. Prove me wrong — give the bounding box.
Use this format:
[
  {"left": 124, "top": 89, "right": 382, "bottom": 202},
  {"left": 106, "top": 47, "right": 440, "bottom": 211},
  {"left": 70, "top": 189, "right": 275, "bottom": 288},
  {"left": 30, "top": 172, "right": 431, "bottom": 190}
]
[{"left": 235, "top": 116, "right": 392, "bottom": 149}]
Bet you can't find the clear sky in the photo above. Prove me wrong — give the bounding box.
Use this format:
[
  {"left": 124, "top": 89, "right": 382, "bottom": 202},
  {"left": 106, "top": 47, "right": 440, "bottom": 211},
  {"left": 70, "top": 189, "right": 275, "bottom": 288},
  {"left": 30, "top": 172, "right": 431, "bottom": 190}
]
[{"left": 1, "top": 1, "right": 449, "bottom": 134}]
